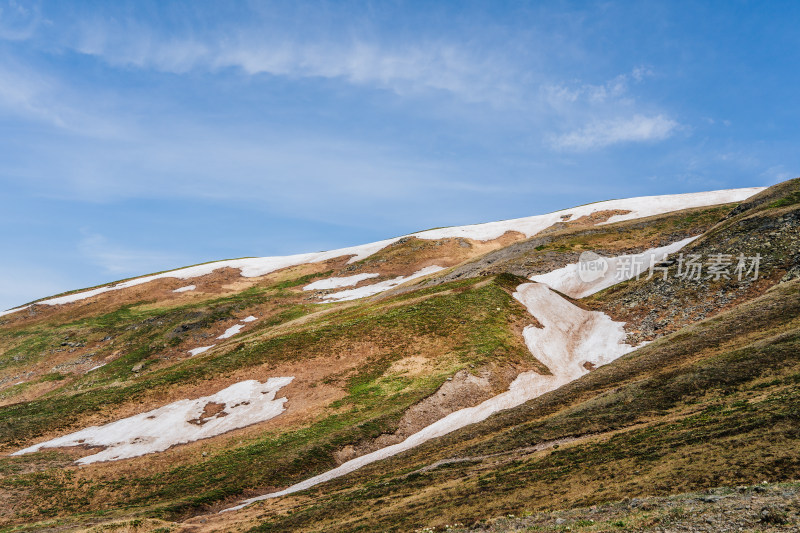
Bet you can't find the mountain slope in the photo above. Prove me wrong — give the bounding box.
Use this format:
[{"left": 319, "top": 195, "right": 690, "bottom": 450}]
[
  {"left": 194, "top": 273, "right": 800, "bottom": 533},
  {"left": 2, "top": 183, "right": 798, "bottom": 532}
]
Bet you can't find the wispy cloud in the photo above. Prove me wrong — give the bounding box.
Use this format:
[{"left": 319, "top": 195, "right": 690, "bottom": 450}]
[
  {"left": 541, "top": 66, "right": 653, "bottom": 109},
  {"left": 40, "top": 129, "right": 463, "bottom": 228},
  {"left": 0, "top": 0, "right": 40, "bottom": 41},
  {"left": 761, "top": 165, "right": 796, "bottom": 184},
  {"left": 0, "top": 63, "right": 67, "bottom": 126},
  {"left": 218, "top": 41, "right": 511, "bottom": 103},
  {"left": 550, "top": 114, "right": 679, "bottom": 151},
  {"left": 71, "top": 24, "right": 517, "bottom": 105},
  {"left": 78, "top": 233, "right": 183, "bottom": 276},
  {"left": 0, "top": 61, "right": 125, "bottom": 137}
]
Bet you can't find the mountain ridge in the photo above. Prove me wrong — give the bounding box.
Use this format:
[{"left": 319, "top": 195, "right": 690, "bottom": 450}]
[{"left": 0, "top": 186, "right": 763, "bottom": 317}]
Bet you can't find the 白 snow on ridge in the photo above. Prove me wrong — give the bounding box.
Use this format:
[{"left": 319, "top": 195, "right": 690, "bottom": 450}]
[
  {"left": 173, "top": 285, "right": 196, "bottom": 293},
  {"left": 530, "top": 236, "right": 699, "bottom": 298},
  {"left": 12, "top": 378, "right": 294, "bottom": 464},
  {"left": 318, "top": 265, "right": 446, "bottom": 303},
  {"left": 241, "top": 315, "right": 257, "bottom": 323},
  {"left": 0, "top": 187, "right": 764, "bottom": 317},
  {"left": 412, "top": 188, "right": 764, "bottom": 241},
  {"left": 189, "top": 346, "right": 214, "bottom": 356},
  {"left": 303, "top": 273, "right": 380, "bottom": 291},
  {"left": 223, "top": 282, "right": 637, "bottom": 512}
]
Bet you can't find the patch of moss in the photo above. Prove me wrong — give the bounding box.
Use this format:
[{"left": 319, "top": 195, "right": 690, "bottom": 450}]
[
  {"left": 38, "top": 373, "right": 67, "bottom": 382},
  {"left": 769, "top": 190, "right": 800, "bottom": 208}
]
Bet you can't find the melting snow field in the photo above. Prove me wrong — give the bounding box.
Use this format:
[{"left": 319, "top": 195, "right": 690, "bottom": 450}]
[
  {"left": 513, "top": 283, "right": 635, "bottom": 377},
  {"left": 317, "top": 266, "right": 445, "bottom": 303},
  {"left": 173, "top": 285, "right": 196, "bottom": 293},
  {"left": 303, "top": 273, "right": 380, "bottom": 291},
  {"left": 530, "top": 236, "right": 699, "bottom": 298},
  {"left": 218, "top": 324, "right": 245, "bottom": 339},
  {"left": 223, "top": 282, "right": 636, "bottom": 512},
  {"left": 0, "top": 187, "right": 763, "bottom": 317},
  {"left": 189, "top": 346, "right": 214, "bottom": 356},
  {"left": 13, "top": 378, "right": 294, "bottom": 464},
  {"left": 410, "top": 188, "right": 764, "bottom": 242}
]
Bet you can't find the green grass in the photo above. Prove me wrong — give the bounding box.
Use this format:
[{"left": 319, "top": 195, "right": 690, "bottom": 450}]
[
  {"left": 0, "top": 275, "right": 538, "bottom": 526},
  {"left": 479, "top": 204, "right": 736, "bottom": 276},
  {"left": 769, "top": 190, "right": 800, "bottom": 208},
  {"left": 235, "top": 280, "right": 800, "bottom": 532},
  {"left": 272, "top": 270, "right": 333, "bottom": 289},
  {"left": 1, "top": 182, "right": 797, "bottom": 531}
]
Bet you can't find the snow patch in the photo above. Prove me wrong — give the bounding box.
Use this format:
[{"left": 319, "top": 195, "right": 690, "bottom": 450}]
[
  {"left": 217, "top": 324, "right": 245, "bottom": 339},
  {"left": 0, "top": 241, "right": 397, "bottom": 314},
  {"left": 223, "top": 283, "right": 636, "bottom": 511},
  {"left": 319, "top": 266, "right": 445, "bottom": 303},
  {"left": 303, "top": 273, "right": 380, "bottom": 291},
  {"left": 173, "top": 285, "right": 196, "bottom": 293},
  {"left": 87, "top": 364, "right": 106, "bottom": 372},
  {"left": 513, "top": 283, "right": 635, "bottom": 377},
  {"left": 191, "top": 317, "right": 255, "bottom": 354},
  {"left": 13, "top": 378, "right": 294, "bottom": 464},
  {"left": 530, "top": 236, "right": 698, "bottom": 298}
]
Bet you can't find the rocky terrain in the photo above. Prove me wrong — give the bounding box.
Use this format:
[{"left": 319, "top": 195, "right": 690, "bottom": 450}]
[{"left": 452, "top": 482, "right": 800, "bottom": 532}]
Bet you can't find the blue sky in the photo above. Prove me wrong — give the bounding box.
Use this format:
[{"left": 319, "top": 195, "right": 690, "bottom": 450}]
[{"left": 1, "top": 0, "right": 798, "bottom": 311}]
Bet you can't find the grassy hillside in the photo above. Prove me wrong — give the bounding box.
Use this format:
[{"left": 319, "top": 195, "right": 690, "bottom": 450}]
[
  {"left": 215, "top": 278, "right": 800, "bottom": 533},
  {"left": 0, "top": 275, "right": 541, "bottom": 528},
  {"left": 0, "top": 183, "right": 796, "bottom": 532}
]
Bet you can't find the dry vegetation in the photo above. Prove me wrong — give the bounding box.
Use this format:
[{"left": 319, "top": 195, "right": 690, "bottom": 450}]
[{"left": 0, "top": 180, "right": 798, "bottom": 532}]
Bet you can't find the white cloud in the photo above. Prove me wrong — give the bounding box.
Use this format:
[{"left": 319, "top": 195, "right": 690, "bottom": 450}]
[
  {"left": 219, "top": 41, "right": 497, "bottom": 100},
  {"left": 550, "top": 114, "right": 679, "bottom": 151},
  {"left": 631, "top": 66, "right": 654, "bottom": 82},
  {"left": 70, "top": 25, "right": 517, "bottom": 105},
  {"left": 541, "top": 66, "right": 653, "bottom": 110}
]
